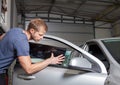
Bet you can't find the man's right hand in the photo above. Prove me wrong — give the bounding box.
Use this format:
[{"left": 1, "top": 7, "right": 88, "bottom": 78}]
[{"left": 49, "top": 53, "right": 65, "bottom": 64}]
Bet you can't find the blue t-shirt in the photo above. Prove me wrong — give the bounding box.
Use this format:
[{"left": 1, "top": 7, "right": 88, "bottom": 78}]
[{"left": 0, "top": 28, "right": 29, "bottom": 73}]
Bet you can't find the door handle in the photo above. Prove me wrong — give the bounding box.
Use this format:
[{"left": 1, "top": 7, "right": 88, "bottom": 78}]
[{"left": 17, "top": 74, "right": 36, "bottom": 80}]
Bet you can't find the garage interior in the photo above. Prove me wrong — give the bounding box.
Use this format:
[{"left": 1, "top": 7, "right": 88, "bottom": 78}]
[
  {"left": 1, "top": 0, "right": 120, "bottom": 45},
  {"left": 0, "top": 0, "right": 120, "bottom": 85}
]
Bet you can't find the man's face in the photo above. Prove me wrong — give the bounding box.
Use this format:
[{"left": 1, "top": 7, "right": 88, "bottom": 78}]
[{"left": 30, "top": 26, "right": 46, "bottom": 42}]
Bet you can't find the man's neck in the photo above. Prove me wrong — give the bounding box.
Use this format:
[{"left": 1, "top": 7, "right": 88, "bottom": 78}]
[{"left": 23, "top": 30, "right": 31, "bottom": 40}]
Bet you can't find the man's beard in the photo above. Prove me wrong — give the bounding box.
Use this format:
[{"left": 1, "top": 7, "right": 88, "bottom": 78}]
[
  {"left": 30, "top": 32, "right": 36, "bottom": 41},
  {"left": 30, "top": 32, "right": 41, "bottom": 42}
]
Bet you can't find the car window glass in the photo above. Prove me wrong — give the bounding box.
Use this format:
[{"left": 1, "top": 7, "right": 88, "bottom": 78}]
[
  {"left": 30, "top": 42, "right": 67, "bottom": 59},
  {"left": 102, "top": 39, "right": 120, "bottom": 64},
  {"left": 86, "top": 43, "right": 110, "bottom": 71},
  {"left": 29, "top": 38, "right": 73, "bottom": 67}
]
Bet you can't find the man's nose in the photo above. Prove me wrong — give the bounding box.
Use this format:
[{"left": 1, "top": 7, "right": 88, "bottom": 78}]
[{"left": 40, "top": 36, "right": 43, "bottom": 39}]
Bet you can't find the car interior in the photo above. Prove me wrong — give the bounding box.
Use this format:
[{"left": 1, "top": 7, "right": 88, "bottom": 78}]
[
  {"left": 29, "top": 42, "right": 67, "bottom": 59},
  {"left": 88, "top": 44, "right": 110, "bottom": 71}
]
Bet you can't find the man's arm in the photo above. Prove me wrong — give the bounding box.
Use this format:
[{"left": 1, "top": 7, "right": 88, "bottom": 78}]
[
  {"left": 0, "top": 33, "right": 5, "bottom": 40},
  {"left": 18, "top": 53, "right": 64, "bottom": 74}
]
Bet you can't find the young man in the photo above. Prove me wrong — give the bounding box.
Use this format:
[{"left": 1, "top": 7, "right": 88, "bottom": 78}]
[{"left": 0, "top": 18, "right": 64, "bottom": 85}]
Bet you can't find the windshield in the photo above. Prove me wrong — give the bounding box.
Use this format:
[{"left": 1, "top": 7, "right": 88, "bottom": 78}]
[{"left": 102, "top": 39, "right": 120, "bottom": 64}]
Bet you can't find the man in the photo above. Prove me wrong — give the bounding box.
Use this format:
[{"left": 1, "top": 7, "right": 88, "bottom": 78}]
[{"left": 0, "top": 18, "right": 64, "bottom": 85}]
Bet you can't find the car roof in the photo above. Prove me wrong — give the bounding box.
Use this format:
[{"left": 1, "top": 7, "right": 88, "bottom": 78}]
[{"left": 86, "top": 37, "right": 120, "bottom": 43}]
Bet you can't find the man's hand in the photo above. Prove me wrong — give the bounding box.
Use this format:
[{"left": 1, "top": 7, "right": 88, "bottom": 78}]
[{"left": 49, "top": 53, "right": 65, "bottom": 64}]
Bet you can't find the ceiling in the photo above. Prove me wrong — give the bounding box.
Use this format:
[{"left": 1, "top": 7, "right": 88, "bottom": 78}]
[{"left": 16, "top": 0, "right": 120, "bottom": 23}]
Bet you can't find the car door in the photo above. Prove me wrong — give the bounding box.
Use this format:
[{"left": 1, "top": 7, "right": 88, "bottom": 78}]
[{"left": 12, "top": 35, "right": 107, "bottom": 85}]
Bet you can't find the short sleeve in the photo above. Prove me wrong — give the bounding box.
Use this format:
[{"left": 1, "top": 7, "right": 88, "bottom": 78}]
[{"left": 14, "top": 38, "right": 29, "bottom": 57}]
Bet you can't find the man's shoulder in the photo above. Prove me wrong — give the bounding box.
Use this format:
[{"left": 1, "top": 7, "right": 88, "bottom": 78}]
[
  {"left": 9, "top": 28, "right": 23, "bottom": 32},
  {"left": 8, "top": 28, "right": 23, "bottom": 35},
  {"left": 7, "top": 28, "right": 26, "bottom": 40}
]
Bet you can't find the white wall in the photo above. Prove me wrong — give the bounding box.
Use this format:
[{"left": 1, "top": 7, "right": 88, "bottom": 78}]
[
  {"left": 112, "top": 20, "right": 120, "bottom": 37},
  {"left": 46, "top": 22, "right": 94, "bottom": 45},
  {"left": 95, "top": 21, "right": 112, "bottom": 38},
  {"left": 25, "top": 21, "right": 112, "bottom": 45},
  {"left": 95, "top": 28, "right": 112, "bottom": 38}
]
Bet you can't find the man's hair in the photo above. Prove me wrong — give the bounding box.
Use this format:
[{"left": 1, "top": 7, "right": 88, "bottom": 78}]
[{"left": 27, "top": 18, "right": 48, "bottom": 32}]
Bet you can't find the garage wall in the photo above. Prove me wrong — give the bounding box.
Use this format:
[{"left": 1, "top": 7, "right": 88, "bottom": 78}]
[
  {"left": 26, "top": 21, "right": 112, "bottom": 45},
  {"left": 46, "top": 22, "right": 94, "bottom": 45},
  {"left": 95, "top": 21, "right": 112, "bottom": 38},
  {"left": 25, "top": 20, "right": 112, "bottom": 46},
  {"left": 111, "top": 20, "right": 120, "bottom": 37},
  {"left": 95, "top": 28, "right": 112, "bottom": 38}
]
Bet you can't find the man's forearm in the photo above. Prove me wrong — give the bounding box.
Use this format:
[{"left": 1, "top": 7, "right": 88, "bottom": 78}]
[
  {"left": 18, "top": 56, "right": 51, "bottom": 74},
  {"left": 18, "top": 54, "right": 64, "bottom": 74}
]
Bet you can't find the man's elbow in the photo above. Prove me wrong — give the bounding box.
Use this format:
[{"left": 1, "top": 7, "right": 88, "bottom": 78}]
[{"left": 24, "top": 68, "right": 33, "bottom": 74}]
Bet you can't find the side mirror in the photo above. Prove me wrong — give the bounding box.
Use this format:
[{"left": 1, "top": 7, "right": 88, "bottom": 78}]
[{"left": 69, "top": 57, "right": 92, "bottom": 68}]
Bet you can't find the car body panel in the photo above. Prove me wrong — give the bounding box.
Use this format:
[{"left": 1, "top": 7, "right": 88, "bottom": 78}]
[
  {"left": 13, "top": 64, "right": 107, "bottom": 85},
  {"left": 12, "top": 35, "right": 108, "bottom": 85}
]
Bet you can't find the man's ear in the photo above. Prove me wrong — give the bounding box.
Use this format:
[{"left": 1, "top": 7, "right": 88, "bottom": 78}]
[{"left": 30, "top": 28, "right": 35, "bottom": 33}]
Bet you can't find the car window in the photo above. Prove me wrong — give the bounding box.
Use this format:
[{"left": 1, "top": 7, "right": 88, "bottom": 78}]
[
  {"left": 86, "top": 42, "right": 110, "bottom": 71},
  {"left": 30, "top": 38, "right": 91, "bottom": 70},
  {"left": 29, "top": 38, "right": 73, "bottom": 67},
  {"left": 102, "top": 39, "right": 120, "bottom": 64},
  {"left": 29, "top": 42, "right": 66, "bottom": 59}
]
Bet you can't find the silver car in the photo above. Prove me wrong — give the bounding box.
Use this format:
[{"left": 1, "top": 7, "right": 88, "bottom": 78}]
[
  {"left": 10, "top": 35, "right": 108, "bottom": 85},
  {"left": 79, "top": 37, "right": 120, "bottom": 85}
]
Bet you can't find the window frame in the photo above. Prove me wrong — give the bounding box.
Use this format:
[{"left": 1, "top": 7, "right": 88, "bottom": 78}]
[{"left": 85, "top": 41, "right": 110, "bottom": 71}]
